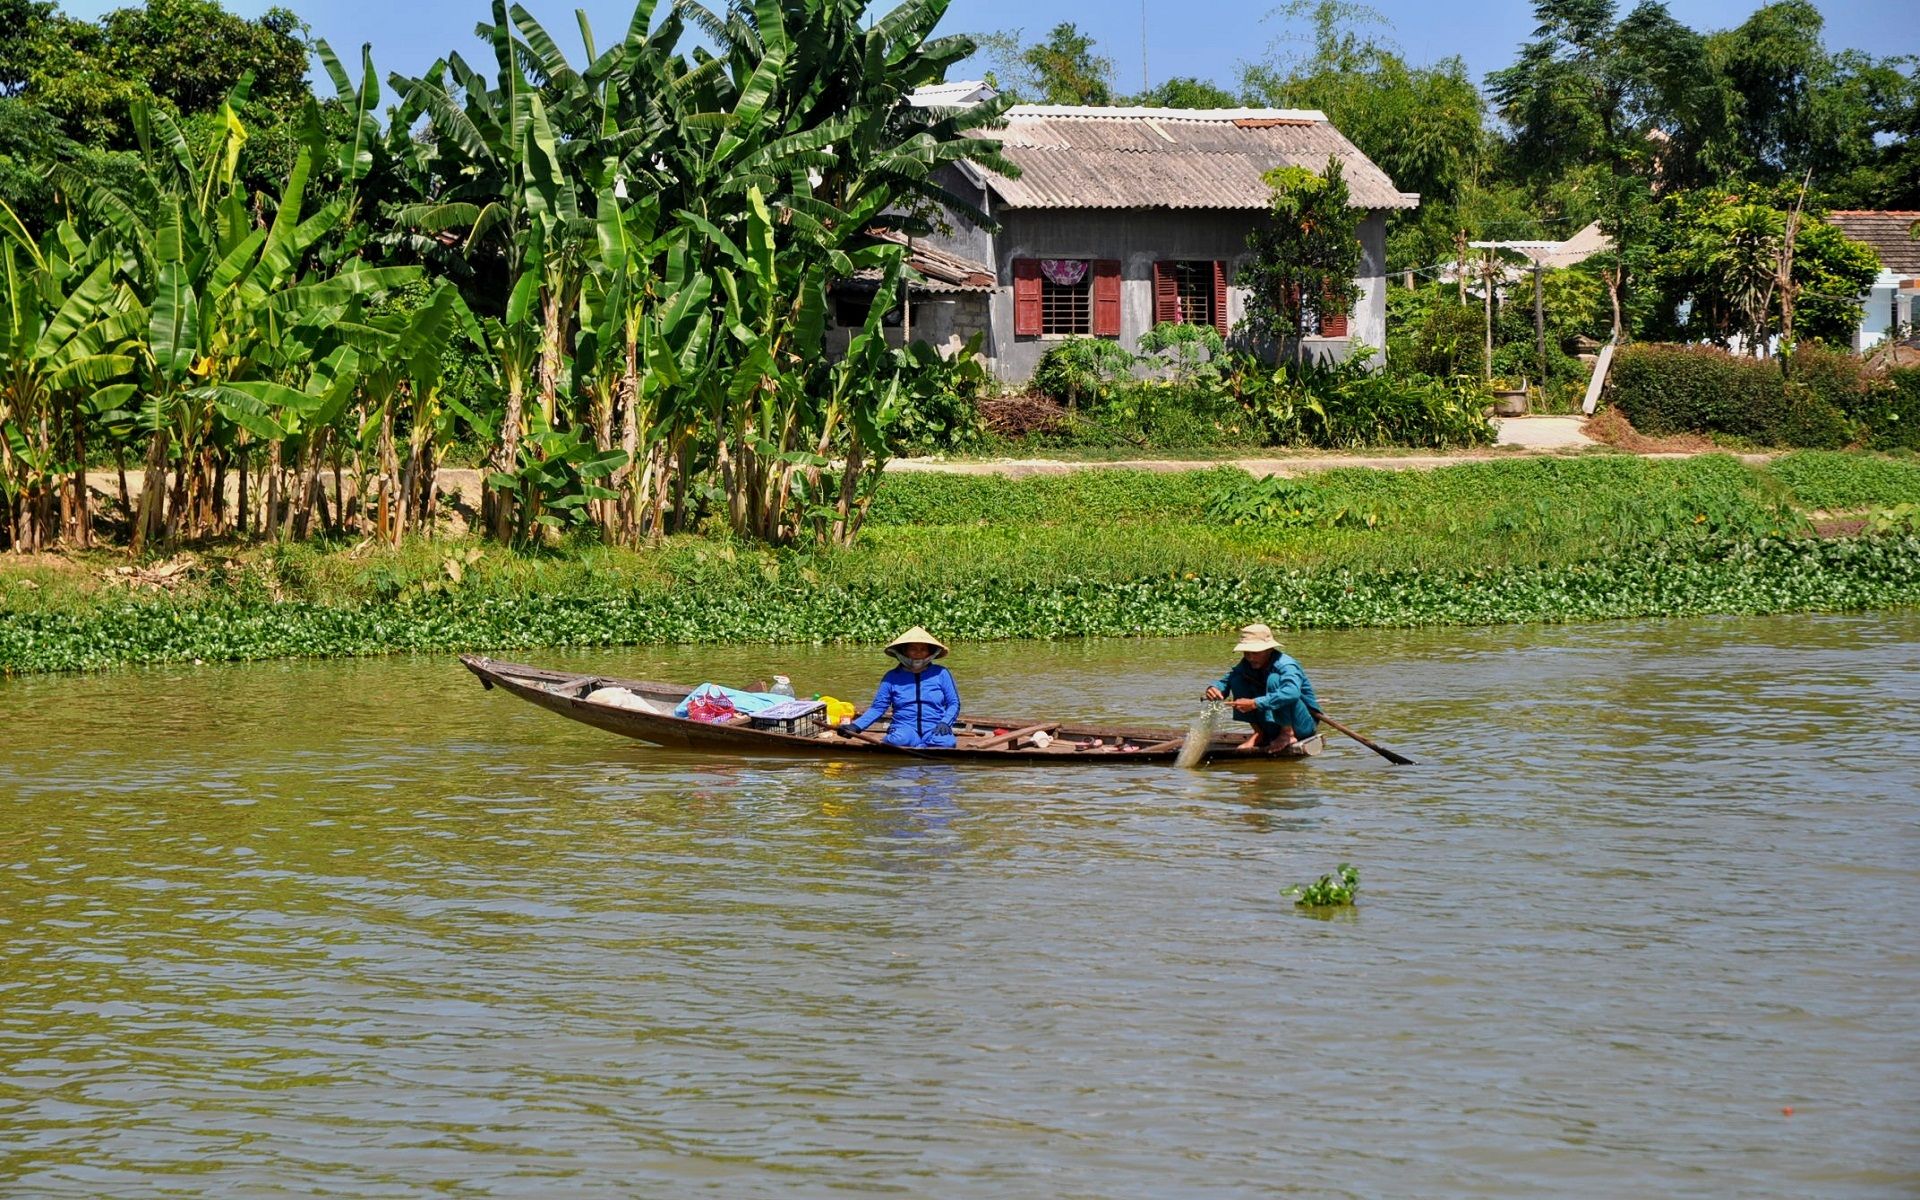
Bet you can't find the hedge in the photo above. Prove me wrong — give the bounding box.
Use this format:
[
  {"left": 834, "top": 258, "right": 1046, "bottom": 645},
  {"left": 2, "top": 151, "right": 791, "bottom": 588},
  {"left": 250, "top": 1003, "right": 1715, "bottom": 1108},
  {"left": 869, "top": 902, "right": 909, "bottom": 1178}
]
[{"left": 1608, "top": 344, "right": 1852, "bottom": 448}]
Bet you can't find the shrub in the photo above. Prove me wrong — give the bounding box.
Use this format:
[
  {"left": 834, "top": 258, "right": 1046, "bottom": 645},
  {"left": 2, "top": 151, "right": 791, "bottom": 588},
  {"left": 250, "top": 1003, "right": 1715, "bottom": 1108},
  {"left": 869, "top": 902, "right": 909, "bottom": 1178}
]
[
  {"left": 1860, "top": 368, "right": 1920, "bottom": 451},
  {"left": 1031, "top": 338, "right": 1137, "bottom": 408},
  {"left": 1609, "top": 343, "right": 1856, "bottom": 447},
  {"left": 1791, "top": 343, "right": 1869, "bottom": 414},
  {"left": 1138, "top": 322, "right": 1226, "bottom": 388},
  {"left": 1236, "top": 355, "right": 1494, "bottom": 450},
  {"left": 1774, "top": 383, "right": 1855, "bottom": 449},
  {"left": 888, "top": 335, "right": 991, "bottom": 455},
  {"left": 1403, "top": 302, "right": 1485, "bottom": 378}
]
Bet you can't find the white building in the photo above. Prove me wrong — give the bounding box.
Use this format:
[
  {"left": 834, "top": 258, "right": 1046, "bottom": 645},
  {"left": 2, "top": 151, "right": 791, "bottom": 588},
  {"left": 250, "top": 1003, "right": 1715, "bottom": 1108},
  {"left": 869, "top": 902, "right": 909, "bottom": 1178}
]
[{"left": 1827, "top": 210, "right": 1920, "bottom": 350}]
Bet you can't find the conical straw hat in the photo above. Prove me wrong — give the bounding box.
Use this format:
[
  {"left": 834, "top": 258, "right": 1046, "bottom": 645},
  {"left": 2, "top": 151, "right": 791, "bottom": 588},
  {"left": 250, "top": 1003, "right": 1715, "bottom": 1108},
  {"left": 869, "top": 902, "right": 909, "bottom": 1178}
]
[{"left": 885, "top": 626, "right": 949, "bottom": 658}]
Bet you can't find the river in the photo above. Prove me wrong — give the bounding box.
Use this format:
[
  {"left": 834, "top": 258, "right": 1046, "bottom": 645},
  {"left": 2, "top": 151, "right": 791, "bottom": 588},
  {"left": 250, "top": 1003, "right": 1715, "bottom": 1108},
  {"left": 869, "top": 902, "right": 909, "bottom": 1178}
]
[{"left": 2, "top": 614, "right": 1916, "bottom": 1197}]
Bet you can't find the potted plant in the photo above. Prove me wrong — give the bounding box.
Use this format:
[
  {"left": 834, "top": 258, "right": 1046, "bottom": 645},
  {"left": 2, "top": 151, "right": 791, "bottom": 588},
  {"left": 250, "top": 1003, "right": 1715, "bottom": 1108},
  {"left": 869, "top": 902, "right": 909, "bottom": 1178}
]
[{"left": 1488, "top": 376, "right": 1529, "bottom": 416}]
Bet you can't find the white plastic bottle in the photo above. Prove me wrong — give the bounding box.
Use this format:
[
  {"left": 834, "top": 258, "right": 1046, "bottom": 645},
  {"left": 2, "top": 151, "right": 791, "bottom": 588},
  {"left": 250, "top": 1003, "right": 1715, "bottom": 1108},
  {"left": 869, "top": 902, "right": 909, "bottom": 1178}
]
[{"left": 770, "top": 675, "right": 796, "bottom": 698}]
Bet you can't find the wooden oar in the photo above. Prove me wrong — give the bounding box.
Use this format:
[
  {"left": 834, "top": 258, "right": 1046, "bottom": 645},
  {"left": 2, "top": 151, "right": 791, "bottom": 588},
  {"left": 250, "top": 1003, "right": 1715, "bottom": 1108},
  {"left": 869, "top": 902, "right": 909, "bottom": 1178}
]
[
  {"left": 970, "top": 722, "right": 1056, "bottom": 750},
  {"left": 1309, "top": 708, "right": 1414, "bottom": 766}
]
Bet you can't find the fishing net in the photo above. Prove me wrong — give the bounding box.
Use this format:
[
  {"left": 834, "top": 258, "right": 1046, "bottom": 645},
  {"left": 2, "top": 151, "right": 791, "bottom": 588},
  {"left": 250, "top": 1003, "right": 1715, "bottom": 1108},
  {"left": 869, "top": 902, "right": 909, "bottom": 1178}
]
[{"left": 1175, "top": 701, "right": 1230, "bottom": 770}]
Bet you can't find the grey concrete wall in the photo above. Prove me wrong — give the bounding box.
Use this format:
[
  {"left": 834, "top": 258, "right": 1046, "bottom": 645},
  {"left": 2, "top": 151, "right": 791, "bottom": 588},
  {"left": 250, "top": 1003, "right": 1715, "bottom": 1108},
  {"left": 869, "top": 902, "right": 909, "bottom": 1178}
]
[
  {"left": 971, "top": 208, "right": 1390, "bottom": 381},
  {"left": 823, "top": 291, "right": 990, "bottom": 360},
  {"left": 918, "top": 165, "right": 997, "bottom": 267}
]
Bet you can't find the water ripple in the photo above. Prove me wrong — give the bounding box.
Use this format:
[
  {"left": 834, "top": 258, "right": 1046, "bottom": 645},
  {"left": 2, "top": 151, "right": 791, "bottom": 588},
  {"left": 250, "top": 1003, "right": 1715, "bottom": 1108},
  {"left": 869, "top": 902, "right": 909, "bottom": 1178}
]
[{"left": 2, "top": 613, "right": 1917, "bottom": 1196}]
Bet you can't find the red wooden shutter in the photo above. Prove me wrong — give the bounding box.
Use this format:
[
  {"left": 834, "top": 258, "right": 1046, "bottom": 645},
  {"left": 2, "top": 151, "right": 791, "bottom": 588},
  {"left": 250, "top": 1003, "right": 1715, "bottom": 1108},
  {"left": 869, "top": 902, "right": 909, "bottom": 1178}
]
[
  {"left": 1153, "top": 261, "right": 1178, "bottom": 325},
  {"left": 1092, "top": 259, "right": 1122, "bottom": 337},
  {"left": 1212, "top": 260, "right": 1229, "bottom": 337},
  {"left": 1013, "top": 259, "right": 1042, "bottom": 336},
  {"left": 1321, "top": 281, "right": 1349, "bottom": 338}
]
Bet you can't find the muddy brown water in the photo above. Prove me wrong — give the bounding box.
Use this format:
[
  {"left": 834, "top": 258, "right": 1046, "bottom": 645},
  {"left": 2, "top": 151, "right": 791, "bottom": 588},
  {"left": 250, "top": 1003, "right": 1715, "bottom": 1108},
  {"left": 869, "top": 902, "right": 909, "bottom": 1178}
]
[{"left": 2, "top": 614, "right": 1916, "bottom": 1197}]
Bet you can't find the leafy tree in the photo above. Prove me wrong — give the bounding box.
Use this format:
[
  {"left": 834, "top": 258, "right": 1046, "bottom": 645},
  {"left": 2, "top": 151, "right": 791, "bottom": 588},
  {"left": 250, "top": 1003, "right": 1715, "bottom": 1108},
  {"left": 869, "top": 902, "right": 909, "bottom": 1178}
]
[
  {"left": 98, "top": 0, "right": 309, "bottom": 117},
  {"left": 1242, "top": 2, "right": 1486, "bottom": 270},
  {"left": 13, "top": 0, "right": 308, "bottom": 152},
  {"left": 1486, "top": 0, "right": 1720, "bottom": 186},
  {"left": 1240, "top": 157, "right": 1363, "bottom": 361},
  {"left": 0, "top": 0, "right": 54, "bottom": 99},
  {"left": 1646, "top": 187, "right": 1880, "bottom": 348},
  {"left": 976, "top": 22, "right": 1113, "bottom": 104},
  {"left": 0, "top": 100, "right": 74, "bottom": 228},
  {"left": 1705, "top": 2, "right": 1909, "bottom": 188},
  {"left": 1130, "top": 77, "right": 1239, "bottom": 108}
]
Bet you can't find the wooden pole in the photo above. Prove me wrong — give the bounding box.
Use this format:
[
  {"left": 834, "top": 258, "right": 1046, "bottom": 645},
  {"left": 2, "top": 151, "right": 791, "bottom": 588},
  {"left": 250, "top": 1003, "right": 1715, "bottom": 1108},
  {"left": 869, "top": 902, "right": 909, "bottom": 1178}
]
[
  {"left": 1482, "top": 250, "right": 1494, "bottom": 382},
  {"left": 1775, "top": 169, "right": 1813, "bottom": 362},
  {"left": 1534, "top": 261, "right": 1546, "bottom": 388}
]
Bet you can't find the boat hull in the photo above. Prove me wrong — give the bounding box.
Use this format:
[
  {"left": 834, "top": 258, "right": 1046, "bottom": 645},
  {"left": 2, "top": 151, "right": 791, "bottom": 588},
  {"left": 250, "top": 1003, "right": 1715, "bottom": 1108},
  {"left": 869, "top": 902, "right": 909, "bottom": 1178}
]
[{"left": 460, "top": 655, "right": 1324, "bottom": 765}]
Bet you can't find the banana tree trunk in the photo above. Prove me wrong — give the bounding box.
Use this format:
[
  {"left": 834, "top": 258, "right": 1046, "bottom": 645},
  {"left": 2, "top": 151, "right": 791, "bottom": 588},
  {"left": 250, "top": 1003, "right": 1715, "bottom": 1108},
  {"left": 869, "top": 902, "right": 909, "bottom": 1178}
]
[
  {"left": 75, "top": 413, "right": 90, "bottom": 547},
  {"left": 487, "top": 376, "right": 524, "bottom": 543},
  {"left": 132, "top": 427, "right": 170, "bottom": 555},
  {"left": 265, "top": 441, "right": 282, "bottom": 540},
  {"left": 292, "top": 427, "right": 330, "bottom": 541}
]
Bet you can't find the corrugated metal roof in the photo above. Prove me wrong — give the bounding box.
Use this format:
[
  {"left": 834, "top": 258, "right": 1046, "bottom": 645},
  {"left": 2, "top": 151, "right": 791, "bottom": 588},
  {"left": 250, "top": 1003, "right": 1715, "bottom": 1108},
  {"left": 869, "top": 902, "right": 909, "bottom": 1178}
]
[
  {"left": 908, "top": 80, "right": 997, "bottom": 107},
  {"left": 1828, "top": 211, "right": 1920, "bottom": 274},
  {"left": 849, "top": 232, "right": 995, "bottom": 292},
  {"left": 976, "top": 108, "right": 1415, "bottom": 212}
]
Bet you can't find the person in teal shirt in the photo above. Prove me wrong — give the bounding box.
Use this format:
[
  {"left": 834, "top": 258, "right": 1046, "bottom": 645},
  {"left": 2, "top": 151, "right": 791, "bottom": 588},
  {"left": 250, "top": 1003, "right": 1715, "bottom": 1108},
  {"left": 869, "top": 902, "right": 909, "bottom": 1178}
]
[{"left": 1203, "top": 622, "right": 1318, "bottom": 752}]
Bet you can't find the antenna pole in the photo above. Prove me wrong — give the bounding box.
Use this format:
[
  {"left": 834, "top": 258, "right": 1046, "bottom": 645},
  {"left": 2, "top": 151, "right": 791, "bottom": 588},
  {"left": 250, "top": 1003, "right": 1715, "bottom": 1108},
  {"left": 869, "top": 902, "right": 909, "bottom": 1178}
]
[{"left": 1141, "top": 0, "right": 1149, "bottom": 92}]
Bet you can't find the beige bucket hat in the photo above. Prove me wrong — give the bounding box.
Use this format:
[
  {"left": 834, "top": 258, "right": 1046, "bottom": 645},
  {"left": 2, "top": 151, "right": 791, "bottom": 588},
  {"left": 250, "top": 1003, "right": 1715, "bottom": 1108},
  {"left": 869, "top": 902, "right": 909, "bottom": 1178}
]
[
  {"left": 885, "top": 626, "right": 950, "bottom": 659},
  {"left": 1232, "top": 622, "right": 1282, "bottom": 653}
]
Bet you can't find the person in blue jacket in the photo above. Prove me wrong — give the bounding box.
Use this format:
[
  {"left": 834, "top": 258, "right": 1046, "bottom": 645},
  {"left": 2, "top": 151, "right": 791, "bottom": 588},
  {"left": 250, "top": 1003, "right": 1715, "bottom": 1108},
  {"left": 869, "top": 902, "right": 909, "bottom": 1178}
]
[
  {"left": 838, "top": 626, "right": 962, "bottom": 748},
  {"left": 1204, "top": 622, "right": 1319, "bottom": 753}
]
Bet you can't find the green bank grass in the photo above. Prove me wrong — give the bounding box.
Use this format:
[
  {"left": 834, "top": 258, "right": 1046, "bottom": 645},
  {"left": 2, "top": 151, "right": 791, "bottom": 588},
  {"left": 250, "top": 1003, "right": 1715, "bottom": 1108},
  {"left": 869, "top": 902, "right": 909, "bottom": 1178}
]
[
  {"left": 4, "top": 454, "right": 1919, "bottom": 673},
  {"left": 1760, "top": 451, "right": 1920, "bottom": 511}
]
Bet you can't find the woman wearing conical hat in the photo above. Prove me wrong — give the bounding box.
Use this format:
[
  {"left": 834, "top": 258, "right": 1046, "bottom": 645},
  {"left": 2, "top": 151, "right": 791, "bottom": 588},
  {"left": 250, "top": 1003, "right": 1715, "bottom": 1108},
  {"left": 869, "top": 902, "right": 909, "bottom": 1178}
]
[
  {"left": 1203, "top": 622, "right": 1319, "bottom": 753},
  {"left": 836, "top": 626, "right": 962, "bottom": 749}
]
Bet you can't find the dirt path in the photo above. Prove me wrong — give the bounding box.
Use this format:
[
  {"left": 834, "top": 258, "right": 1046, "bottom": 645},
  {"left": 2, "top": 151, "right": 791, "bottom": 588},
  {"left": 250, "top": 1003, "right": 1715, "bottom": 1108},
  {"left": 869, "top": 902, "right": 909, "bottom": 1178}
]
[
  {"left": 80, "top": 419, "right": 1766, "bottom": 499},
  {"left": 886, "top": 417, "right": 1769, "bottom": 478}
]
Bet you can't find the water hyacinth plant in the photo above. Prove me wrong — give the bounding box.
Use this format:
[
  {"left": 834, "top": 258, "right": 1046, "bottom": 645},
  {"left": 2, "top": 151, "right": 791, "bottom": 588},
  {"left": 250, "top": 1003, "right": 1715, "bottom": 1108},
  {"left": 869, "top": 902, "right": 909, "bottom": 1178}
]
[{"left": 1286, "top": 863, "right": 1359, "bottom": 908}]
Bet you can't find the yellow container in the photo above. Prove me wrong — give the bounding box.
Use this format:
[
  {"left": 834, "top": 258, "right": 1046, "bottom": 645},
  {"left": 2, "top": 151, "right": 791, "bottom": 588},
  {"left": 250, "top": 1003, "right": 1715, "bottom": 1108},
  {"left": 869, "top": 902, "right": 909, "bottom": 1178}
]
[{"left": 816, "top": 695, "right": 857, "bottom": 726}]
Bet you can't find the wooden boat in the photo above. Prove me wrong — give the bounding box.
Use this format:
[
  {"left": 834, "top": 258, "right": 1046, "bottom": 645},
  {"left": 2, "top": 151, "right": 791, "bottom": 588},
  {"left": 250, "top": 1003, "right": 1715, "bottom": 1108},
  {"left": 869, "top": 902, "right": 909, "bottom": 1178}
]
[{"left": 461, "top": 655, "right": 1324, "bottom": 764}]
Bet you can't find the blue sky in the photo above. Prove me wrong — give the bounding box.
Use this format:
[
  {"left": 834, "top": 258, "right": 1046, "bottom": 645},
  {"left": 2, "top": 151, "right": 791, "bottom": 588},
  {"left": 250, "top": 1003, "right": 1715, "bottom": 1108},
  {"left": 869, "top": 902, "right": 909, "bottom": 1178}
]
[{"left": 60, "top": 0, "right": 1920, "bottom": 99}]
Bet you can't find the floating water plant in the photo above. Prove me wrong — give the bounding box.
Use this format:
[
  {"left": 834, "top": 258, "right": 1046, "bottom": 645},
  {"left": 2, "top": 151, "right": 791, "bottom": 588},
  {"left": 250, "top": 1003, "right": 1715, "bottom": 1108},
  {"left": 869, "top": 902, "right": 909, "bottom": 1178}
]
[{"left": 1286, "top": 863, "right": 1359, "bottom": 908}]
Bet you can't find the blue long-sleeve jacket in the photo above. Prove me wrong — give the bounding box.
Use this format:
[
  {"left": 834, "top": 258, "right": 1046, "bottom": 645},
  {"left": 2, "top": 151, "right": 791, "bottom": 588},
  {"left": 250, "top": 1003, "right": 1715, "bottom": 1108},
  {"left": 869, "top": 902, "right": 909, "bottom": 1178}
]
[
  {"left": 850, "top": 664, "right": 961, "bottom": 747},
  {"left": 1215, "top": 654, "right": 1318, "bottom": 735}
]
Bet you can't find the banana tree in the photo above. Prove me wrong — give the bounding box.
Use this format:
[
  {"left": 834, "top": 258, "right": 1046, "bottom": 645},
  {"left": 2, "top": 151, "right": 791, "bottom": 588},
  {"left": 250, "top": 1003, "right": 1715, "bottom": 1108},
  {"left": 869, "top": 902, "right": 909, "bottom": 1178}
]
[
  {"left": 54, "top": 91, "right": 416, "bottom": 549},
  {"left": 0, "top": 210, "right": 141, "bottom": 551}
]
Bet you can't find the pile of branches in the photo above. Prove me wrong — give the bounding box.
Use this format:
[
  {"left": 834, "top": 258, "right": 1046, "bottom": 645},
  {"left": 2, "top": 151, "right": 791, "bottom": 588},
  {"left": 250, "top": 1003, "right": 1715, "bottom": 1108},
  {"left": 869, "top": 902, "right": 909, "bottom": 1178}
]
[{"left": 979, "top": 393, "right": 1070, "bottom": 438}]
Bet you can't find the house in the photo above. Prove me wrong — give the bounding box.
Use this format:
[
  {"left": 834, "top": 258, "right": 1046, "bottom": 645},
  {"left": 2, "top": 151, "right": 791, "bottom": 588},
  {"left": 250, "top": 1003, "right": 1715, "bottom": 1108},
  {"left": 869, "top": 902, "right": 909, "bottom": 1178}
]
[
  {"left": 833, "top": 95, "right": 1417, "bottom": 382},
  {"left": 1826, "top": 210, "right": 1920, "bottom": 350}
]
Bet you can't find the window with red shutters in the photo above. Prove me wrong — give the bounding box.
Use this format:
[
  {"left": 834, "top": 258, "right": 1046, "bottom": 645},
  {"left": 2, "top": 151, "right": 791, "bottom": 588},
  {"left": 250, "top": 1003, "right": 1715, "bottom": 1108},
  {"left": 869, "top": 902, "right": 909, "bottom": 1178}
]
[
  {"left": 1092, "top": 260, "right": 1122, "bottom": 337},
  {"left": 1212, "top": 260, "right": 1229, "bottom": 337},
  {"left": 1013, "top": 259, "right": 1042, "bottom": 336},
  {"left": 1155, "top": 261, "right": 1223, "bottom": 332},
  {"left": 1153, "top": 261, "right": 1178, "bottom": 325},
  {"left": 1320, "top": 282, "right": 1350, "bottom": 338}
]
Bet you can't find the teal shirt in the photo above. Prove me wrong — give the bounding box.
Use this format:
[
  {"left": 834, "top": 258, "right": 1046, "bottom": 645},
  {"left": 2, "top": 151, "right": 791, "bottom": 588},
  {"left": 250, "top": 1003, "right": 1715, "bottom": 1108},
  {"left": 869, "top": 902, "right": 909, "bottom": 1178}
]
[{"left": 1215, "top": 654, "right": 1318, "bottom": 732}]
